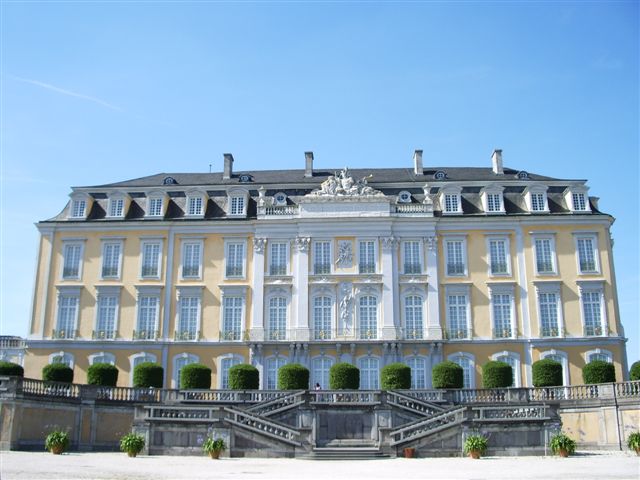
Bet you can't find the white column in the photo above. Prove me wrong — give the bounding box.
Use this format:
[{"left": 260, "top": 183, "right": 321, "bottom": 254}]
[
  {"left": 293, "top": 237, "right": 311, "bottom": 341},
  {"left": 425, "top": 234, "right": 443, "bottom": 339},
  {"left": 250, "top": 238, "right": 267, "bottom": 341},
  {"left": 161, "top": 229, "right": 175, "bottom": 340},
  {"left": 515, "top": 227, "right": 533, "bottom": 385},
  {"left": 381, "top": 236, "right": 399, "bottom": 340}
]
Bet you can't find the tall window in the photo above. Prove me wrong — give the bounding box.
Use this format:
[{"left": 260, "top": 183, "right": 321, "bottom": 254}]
[
  {"left": 95, "top": 295, "right": 118, "bottom": 339},
  {"left": 148, "top": 197, "right": 163, "bottom": 217},
  {"left": 269, "top": 242, "right": 287, "bottom": 276},
  {"left": 187, "top": 196, "right": 203, "bottom": 216},
  {"left": 50, "top": 352, "right": 74, "bottom": 368},
  {"left": 406, "top": 356, "right": 427, "bottom": 389},
  {"left": 220, "top": 356, "right": 242, "bottom": 389},
  {"left": 404, "top": 295, "right": 423, "bottom": 339},
  {"left": 446, "top": 294, "right": 469, "bottom": 339},
  {"left": 313, "top": 241, "right": 331, "bottom": 275},
  {"left": 230, "top": 196, "right": 245, "bottom": 216},
  {"left": 530, "top": 193, "right": 546, "bottom": 211},
  {"left": 403, "top": 241, "right": 421, "bottom": 274},
  {"left": 488, "top": 238, "right": 509, "bottom": 275},
  {"left": 445, "top": 239, "right": 465, "bottom": 276},
  {"left": 311, "top": 357, "right": 333, "bottom": 389},
  {"left": 572, "top": 193, "right": 587, "bottom": 211},
  {"left": 576, "top": 237, "right": 597, "bottom": 273},
  {"left": 221, "top": 296, "right": 243, "bottom": 341},
  {"left": 266, "top": 357, "right": 287, "bottom": 390},
  {"left": 582, "top": 290, "right": 603, "bottom": 336},
  {"left": 587, "top": 352, "right": 611, "bottom": 363},
  {"left": 226, "top": 242, "right": 245, "bottom": 278},
  {"left": 486, "top": 193, "right": 502, "bottom": 212},
  {"left": 492, "top": 293, "right": 513, "bottom": 338},
  {"left": 56, "top": 295, "right": 78, "bottom": 338},
  {"left": 359, "top": 357, "right": 380, "bottom": 389},
  {"left": 109, "top": 198, "right": 124, "bottom": 217},
  {"left": 534, "top": 238, "right": 555, "bottom": 274},
  {"left": 141, "top": 242, "right": 161, "bottom": 278},
  {"left": 71, "top": 199, "right": 86, "bottom": 218},
  {"left": 358, "top": 240, "right": 376, "bottom": 274},
  {"left": 267, "top": 297, "right": 287, "bottom": 340},
  {"left": 177, "top": 296, "right": 199, "bottom": 340},
  {"left": 313, "top": 296, "right": 332, "bottom": 340},
  {"left": 444, "top": 194, "right": 460, "bottom": 213},
  {"left": 451, "top": 356, "right": 474, "bottom": 388},
  {"left": 539, "top": 292, "right": 560, "bottom": 337},
  {"left": 181, "top": 242, "right": 202, "bottom": 278},
  {"left": 358, "top": 296, "right": 378, "bottom": 339},
  {"left": 62, "top": 243, "right": 83, "bottom": 279},
  {"left": 101, "top": 242, "right": 122, "bottom": 278},
  {"left": 136, "top": 296, "right": 159, "bottom": 339},
  {"left": 90, "top": 352, "right": 115, "bottom": 365}
]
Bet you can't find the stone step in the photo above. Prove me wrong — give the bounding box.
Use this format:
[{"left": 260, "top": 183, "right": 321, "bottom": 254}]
[{"left": 302, "top": 447, "right": 390, "bottom": 460}]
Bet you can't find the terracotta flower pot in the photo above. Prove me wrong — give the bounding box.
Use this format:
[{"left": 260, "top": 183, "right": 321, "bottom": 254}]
[
  {"left": 635, "top": 447, "right": 640, "bottom": 456},
  {"left": 468, "top": 450, "right": 481, "bottom": 459},
  {"left": 403, "top": 447, "right": 416, "bottom": 458},
  {"left": 50, "top": 446, "right": 64, "bottom": 455},
  {"left": 209, "top": 450, "right": 221, "bottom": 459},
  {"left": 558, "top": 449, "right": 569, "bottom": 458}
]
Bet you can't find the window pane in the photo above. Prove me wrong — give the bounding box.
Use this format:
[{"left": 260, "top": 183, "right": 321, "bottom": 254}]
[
  {"left": 489, "top": 239, "right": 508, "bottom": 275},
  {"left": 142, "top": 243, "right": 161, "bottom": 277},
  {"left": 222, "top": 296, "right": 243, "bottom": 340},
  {"left": 539, "top": 293, "right": 559, "bottom": 336},
  {"left": 583, "top": 291, "right": 603, "bottom": 336},
  {"left": 226, "top": 243, "right": 244, "bottom": 277},
  {"left": 404, "top": 296, "right": 423, "bottom": 339},
  {"left": 63, "top": 244, "right": 82, "bottom": 278},
  {"left": 182, "top": 243, "right": 201, "bottom": 278},
  {"left": 314, "top": 241, "right": 331, "bottom": 274},
  {"left": 577, "top": 238, "right": 596, "bottom": 273},
  {"left": 313, "top": 296, "right": 332, "bottom": 340},
  {"left": 447, "top": 294, "right": 468, "bottom": 339},
  {"left": 359, "top": 241, "right": 376, "bottom": 273},
  {"left": 535, "top": 239, "right": 554, "bottom": 273},
  {"left": 359, "top": 296, "right": 377, "bottom": 339},
  {"left": 446, "top": 241, "right": 465, "bottom": 275},
  {"left": 403, "top": 241, "right": 421, "bottom": 274},
  {"left": 269, "top": 243, "right": 287, "bottom": 276},
  {"left": 102, "top": 243, "right": 121, "bottom": 277}
]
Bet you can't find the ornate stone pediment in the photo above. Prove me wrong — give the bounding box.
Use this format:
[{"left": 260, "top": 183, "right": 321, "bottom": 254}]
[{"left": 307, "top": 168, "right": 384, "bottom": 199}]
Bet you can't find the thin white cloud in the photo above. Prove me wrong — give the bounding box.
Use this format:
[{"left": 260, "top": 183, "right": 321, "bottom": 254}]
[{"left": 9, "top": 75, "right": 123, "bottom": 112}]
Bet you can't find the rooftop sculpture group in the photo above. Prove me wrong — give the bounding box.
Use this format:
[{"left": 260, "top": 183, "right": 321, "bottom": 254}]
[{"left": 309, "top": 168, "right": 384, "bottom": 197}]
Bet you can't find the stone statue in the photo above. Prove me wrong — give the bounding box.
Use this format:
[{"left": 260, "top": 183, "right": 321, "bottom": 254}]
[{"left": 309, "top": 167, "right": 384, "bottom": 198}]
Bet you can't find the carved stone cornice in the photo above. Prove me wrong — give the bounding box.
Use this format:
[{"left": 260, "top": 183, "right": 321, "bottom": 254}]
[
  {"left": 294, "top": 236, "right": 311, "bottom": 252},
  {"left": 381, "top": 236, "right": 399, "bottom": 251},
  {"left": 253, "top": 237, "right": 268, "bottom": 253}
]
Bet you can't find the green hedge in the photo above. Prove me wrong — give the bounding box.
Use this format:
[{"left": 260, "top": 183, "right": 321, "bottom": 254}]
[
  {"left": 133, "top": 362, "right": 164, "bottom": 388},
  {"left": 228, "top": 364, "right": 259, "bottom": 390},
  {"left": 532, "top": 359, "right": 563, "bottom": 387},
  {"left": 0, "top": 361, "right": 24, "bottom": 377},
  {"left": 582, "top": 360, "right": 616, "bottom": 384},
  {"left": 329, "top": 362, "right": 360, "bottom": 390},
  {"left": 630, "top": 361, "right": 640, "bottom": 381},
  {"left": 180, "top": 363, "right": 211, "bottom": 389},
  {"left": 380, "top": 363, "right": 411, "bottom": 390},
  {"left": 482, "top": 361, "right": 513, "bottom": 388},
  {"left": 277, "top": 363, "right": 309, "bottom": 390},
  {"left": 432, "top": 361, "right": 463, "bottom": 389},
  {"left": 42, "top": 363, "right": 74, "bottom": 383},
  {"left": 87, "top": 363, "right": 119, "bottom": 386}
]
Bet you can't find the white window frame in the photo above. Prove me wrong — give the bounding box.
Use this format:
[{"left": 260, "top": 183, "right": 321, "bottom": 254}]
[
  {"left": 357, "top": 355, "right": 381, "bottom": 390},
  {"left": 488, "top": 284, "right": 515, "bottom": 339},
  {"left": 224, "top": 238, "right": 247, "bottom": 279},
  {"left": 264, "top": 355, "right": 288, "bottom": 390},
  {"left": 535, "top": 282, "right": 564, "bottom": 338},
  {"left": 220, "top": 285, "right": 247, "bottom": 341},
  {"left": 573, "top": 233, "right": 600, "bottom": 275},
  {"left": 146, "top": 193, "right": 165, "bottom": 218},
  {"left": 69, "top": 193, "right": 90, "bottom": 220},
  {"left": 311, "top": 355, "right": 335, "bottom": 390},
  {"left": 134, "top": 286, "right": 162, "bottom": 340},
  {"left": 312, "top": 240, "right": 332, "bottom": 275},
  {"left": 564, "top": 186, "right": 591, "bottom": 213},
  {"left": 60, "top": 240, "right": 85, "bottom": 280},
  {"left": 49, "top": 351, "right": 74, "bottom": 368},
  {"left": 481, "top": 186, "right": 505, "bottom": 214},
  {"left": 94, "top": 286, "right": 121, "bottom": 340},
  {"left": 311, "top": 294, "right": 334, "bottom": 340},
  {"left": 107, "top": 195, "right": 126, "bottom": 218},
  {"left": 358, "top": 238, "right": 377, "bottom": 274},
  {"left": 439, "top": 185, "right": 463, "bottom": 215},
  {"left": 578, "top": 281, "right": 607, "bottom": 337},
  {"left": 584, "top": 348, "right": 613, "bottom": 364},
  {"left": 217, "top": 354, "right": 243, "bottom": 389},
  {"left": 491, "top": 351, "right": 521, "bottom": 388},
  {"left": 100, "top": 239, "right": 124, "bottom": 280},
  {"left": 445, "top": 284, "right": 471, "bottom": 340},
  {"left": 486, "top": 235, "right": 511, "bottom": 277},
  {"left": 54, "top": 286, "right": 81, "bottom": 339},
  {"left": 524, "top": 185, "right": 550, "bottom": 213},
  {"left": 402, "top": 290, "right": 425, "bottom": 340},
  {"left": 444, "top": 236, "right": 467, "bottom": 277},
  {"left": 185, "top": 190, "right": 207, "bottom": 217},
  {"left": 402, "top": 240, "right": 423, "bottom": 274},
  {"left": 539, "top": 349, "right": 569, "bottom": 386},
  {"left": 180, "top": 239, "right": 204, "bottom": 280},
  {"left": 88, "top": 351, "right": 116, "bottom": 365},
  {"left": 268, "top": 241, "right": 289, "bottom": 276},
  {"left": 175, "top": 286, "right": 203, "bottom": 341},
  {"left": 173, "top": 353, "right": 199, "bottom": 388},
  {"left": 532, "top": 234, "right": 557, "bottom": 275},
  {"left": 447, "top": 352, "right": 476, "bottom": 389},
  {"left": 129, "top": 352, "right": 158, "bottom": 387},
  {"left": 357, "top": 294, "right": 379, "bottom": 340},
  {"left": 404, "top": 355, "right": 429, "bottom": 389},
  {"left": 140, "top": 239, "right": 163, "bottom": 279},
  {"left": 266, "top": 293, "right": 289, "bottom": 341}
]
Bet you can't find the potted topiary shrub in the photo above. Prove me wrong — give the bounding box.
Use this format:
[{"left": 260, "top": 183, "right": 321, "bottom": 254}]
[
  {"left": 381, "top": 363, "right": 411, "bottom": 390},
  {"left": 133, "top": 362, "right": 163, "bottom": 388},
  {"left": 482, "top": 361, "right": 513, "bottom": 388},
  {"left": 532, "top": 359, "right": 563, "bottom": 387},
  {"left": 0, "top": 361, "right": 24, "bottom": 377},
  {"left": 87, "top": 363, "right": 119, "bottom": 386},
  {"left": 627, "top": 431, "right": 640, "bottom": 455},
  {"left": 432, "top": 361, "right": 463, "bottom": 389},
  {"left": 582, "top": 360, "right": 616, "bottom": 384},
  {"left": 229, "top": 364, "right": 260, "bottom": 390},
  {"left": 549, "top": 432, "right": 576, "bottom": 457},
  {"left": 329, "top": 362, "right": 360, "bottom": 390},
  {"left": 45, "top": 430, "right": 70, "bottom": 455},
  {"left": 120, "top": 432, "right": 145, "bottom": 457},
  {"left": 277, "top": 363, "right": 309, "bottom": 390},
  {"left": 630, "top": 361, "right": 640, "bottom": 381},
  {"left": 463, "top": 434, "right": 488, "bottom": 459},
  {"left": 42, "top": 363, "right": 74, "bottom": 383},
  {"left": 202, "top": 437, "right": 226, "bottom": 459},
  {"left": 180, "top": 363, "right": 212, "bottom": 389}
]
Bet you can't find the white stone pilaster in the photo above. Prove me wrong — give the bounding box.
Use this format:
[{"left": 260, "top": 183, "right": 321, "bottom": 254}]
[
  {"left": 250, "top": 238, "right": 267, "bottom": 341},
  {"left": 425, "top": 234, "right": 443, "bottom": 339},
  {"left": 381, "top": 236, "right": 399, "bottom": 340},
  {"left": 293, "top": 237, "right": 311, "bottom": 341}
]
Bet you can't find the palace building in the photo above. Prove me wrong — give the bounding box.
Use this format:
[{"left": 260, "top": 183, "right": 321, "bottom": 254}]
[{"left": 24, "top": 150, "right": 628, "bottom": 390}]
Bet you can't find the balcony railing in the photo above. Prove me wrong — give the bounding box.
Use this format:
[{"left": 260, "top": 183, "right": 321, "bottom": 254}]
[
  {"left": 403, "top": 263, "right": 422, "bottom": 275},
  {"left": 264, "top": 205, "right": 299, "bottom": 216},
  {"left": 0, "top": 337, "right": 26, "bottom": 349},
  {"left": 51, "top": 329, "right": 78, "bottom": 340},
  {"left": 313, "top": 264, "right": 331, "bottom": 275},
  {"left": 394, "top": 204, "right": 431, "bottom": 214},
  {"left": 101, "top": 266, "right": 119, "bottom": 278},
  {"left": 313, "top": 328, "right": 334, "bottom": 340},
  {"left": 446, "top": 263, "right": 465, "bottom": 275},
  {"left": 92, "top": 329, "right": 116, "bottom": 340},
  {"left": 359, "top": 263, "right": 376, "bottom": 274},
  {"left": 219, "top": 329, "right": 243, "bottom": 341},
  {"left": 446, "top": 328, "right": 469, "bottom": 340},
  {"left": 403, "top": 328, "right": 424, "bottom": 340},
  {"left": 493, "top": 327, "right": 513, "bottom": 339},
  {"left": 359, "top": 328, "right": 378, "bottom": 340},
  {"left": 541, "top": 326, "right": 560, "bottom": 337},
  {"left": 226, "top": 266, "right": 243, "bottom": 278},
  {"left": 62, "top": 267, "right": 79, "bottom": 278},
  {"left": 265, "top": 329, "right": 288, "bottom": 341},
  {"left": 133, "top": 329, "right": 159, "bottom": 340},
  {"left": 174, "top": 330, "right": 199, "bottom": 341},
  {"left": 585, "top": 325, "right": 604, "bottom": 336}
]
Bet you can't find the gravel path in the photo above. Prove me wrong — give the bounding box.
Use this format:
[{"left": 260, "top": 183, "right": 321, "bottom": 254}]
[{"left": 1, "top": 451, "right": 639, "bottom": 480}]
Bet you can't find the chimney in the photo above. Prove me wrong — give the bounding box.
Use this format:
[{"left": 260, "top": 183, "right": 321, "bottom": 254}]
[
  {"left": 413, "top": 149, "right": 424, "bottom": 175},
  {"left": 223, "top": 153, "right": 234, "bottom": 180},
  {"left": 304, "top": 151, "right": 314, "bottom": 178},
  {"left": 491, "top": 149, "right": 503, "bottom": 174}
]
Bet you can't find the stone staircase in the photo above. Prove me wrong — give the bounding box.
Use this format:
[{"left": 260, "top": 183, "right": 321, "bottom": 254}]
[{"left": 244, "top": 390, "right": 306, "bottom": 417}]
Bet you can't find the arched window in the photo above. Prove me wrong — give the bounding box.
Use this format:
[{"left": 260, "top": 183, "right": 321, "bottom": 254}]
[
  {"left": 313, "top": 296, "right": 333, "bottom": 340},
  {"left": 89, "top": 352, "right": 116, "bottom": 365},
  {"left": 265, "top": 356, "right": 287, "bottom": 390},
  {"left": 49, "top": 351, "right": 74, "bottom": 368},
  {"left": 267, "top": 297, "right": 287, "bottom": 341},
  {"left": 448, "top": 353, "right": 475, "bottom": 389},
  {"left": 219, "top": 355, "right": 243, "bottom": 389},
  {"left": 173, "top": 353, "right": 199, "bottom": 388},
  {"left": 585, "top": 349, "right": 612, "bottom": 364},
  {"left": 358, "top": 296, "right": 378, "bottom": 340},
  {"left": 311, "top": 356, "right": 334, "bottom": 389},
  {"left": 404, "top": 295, "right": 424, "bottom": 340},
  {"left": 492, "top": 351, "right": 520, "bottom": 387},
  {"left": 129, "top": 352, "right": 158, "bottom": 386},
  {"left": 540, "top": 350, "right": 569, "bottom": 386},
  {"left": 358, "top": 357, "right": 380, "bottom": 390},
  {"left": 406, "top": 356, "right": 427, "bottom": 389}
]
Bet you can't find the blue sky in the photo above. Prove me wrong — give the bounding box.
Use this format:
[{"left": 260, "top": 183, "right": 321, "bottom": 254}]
[{"left": 1, "top": 2, "right": 638, "bottom": 365}]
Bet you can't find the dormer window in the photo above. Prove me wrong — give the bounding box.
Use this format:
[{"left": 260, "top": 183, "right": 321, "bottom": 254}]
[
  {"left": 397, "top": 191, "right": 412, "bottom": 203},
  {"left": 481, "top": 186, "right": 505, "bottom": 214},
  {"left": 439, "top": 186, "right": 463, "bottom": 215},
  {"left": 227, "top": 188, "right": 248, "bottom": 218},
  {"left": 565, "top": 186, "right": 591, "bottom": 213},
  {"left": 107, "top": 195, "right": 126, "bottom": 218},
  {"left": 273, "top": 192, "right": 287, "bottom": 206},
  {"left": 148, "top": 197, "right": 164, "bottom": 217},
  {"left": 68, "top": 193, "right": 91, "bottom": 220},
  {"left": 187, "top": 196, "right": 203, "bottom": 216},
  {"left": 524, "top": 185, "right": 549, "bottom": 214},
  {"left": 230, "top": 196, "right": 245, "bottom": 215}
]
